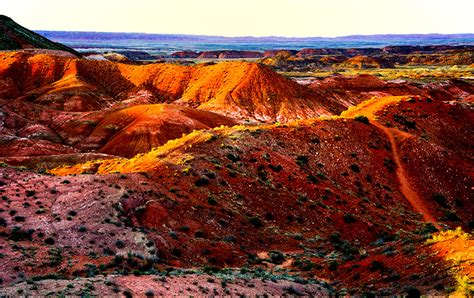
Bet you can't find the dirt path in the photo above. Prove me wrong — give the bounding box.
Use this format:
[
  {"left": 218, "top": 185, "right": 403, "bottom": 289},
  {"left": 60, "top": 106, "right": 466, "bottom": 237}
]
[
  {"left": 378, "top": 124, "right": 438, "bottom": 225},
  {"left": 339, "top": 95, "right": 439, "bottom": 226}
]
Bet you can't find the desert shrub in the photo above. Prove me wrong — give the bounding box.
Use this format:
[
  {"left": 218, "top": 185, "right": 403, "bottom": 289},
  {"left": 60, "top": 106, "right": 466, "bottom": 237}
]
[
  {"left": 404, "top": 286, "right": 421, "bottom": 298},
  {"left": 195, "top": 177, "right": 210, "bottom": 187},
  {"left": 432, "top": 193, "right": 448, "bottom": 208},
  {"left": 468, "top": 221, "right": 474, "bottom": 230},
  {"left": 307, "top": 174, "right": 319, "bottom": 184},
  {"left": 368, "top": 260, "right": 385, "bottom": 272},
  {"left": 178, "top": 226, "right": 190, "bottom": 232},
  {"left": 268, "top": 250, "right": 285, "bottom": 264},
  {"left": 13, "top": 216, "right": 25, "bottom": 222},
  {"left": 296, "top": 155, "right": 309, "bottom": 167},
  {"left": 343, "top": 213, "right": 357, "bottom": 223},
  {"left": 171, "top": 248, "right": 182, "bottom": 257},
  {"left": 30, "top": 273, "right": 66, "bottom": 281},
  {"left": 48, "top": 247, "right": 63, "bottom": 266},
  {"left": 207, "top": 197, "right": 217, "bottom": 205},
  {"left": 329, "top": 232, "right": 341, "bottom": 244},
  {"left": 393, "top": 114, "right": 416, "bottom": 129},
  {"left": 417, "top": 223, "right": 438, "bottom": 235},
  {"left": 9, "top": 227, "right": 34, "bottom": 241},
  {"left": 443, "top": 210, "right": 460, "bottom": 222},
  {"left": 328, "top": 260, "right": 338, "bottom": 271},
  {"left": 268, "top": 164, "right": 283, "bottom": 172},
  {"left": 294, "top": 259, "right": 315, "bottom": 271},
  {"left": 115, "top": 240, "right": 125, "bottom": 248},
  {"left": 383, "top": 158, "right": 396, "bottom": 173},
  {"left": 25, "top": 190, "right": 36, "bottom": 197},
  {"left": 354, "top": 115, "right": 370, "bottom": 124},
  {"left": 226, "top": 153, "right": 240, "bottom": 162},
  {"left": 350, "top": 164, "right": 360, "bottom": 173},
  {"left": 44, "top": 237, "right": 55, "bottom": 245},
  {"left": 249, "top": 216, "right": 264, "bottom": 228}
]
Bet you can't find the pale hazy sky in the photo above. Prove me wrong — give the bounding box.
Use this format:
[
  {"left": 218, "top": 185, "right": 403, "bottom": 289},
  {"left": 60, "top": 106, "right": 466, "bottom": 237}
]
[{"left": 2, "top": 0, "right": 473, "bottom": 37}]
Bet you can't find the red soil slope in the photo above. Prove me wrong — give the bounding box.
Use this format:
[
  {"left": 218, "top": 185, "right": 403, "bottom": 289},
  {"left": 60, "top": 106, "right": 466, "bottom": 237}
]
[
  {"left": 82, "top": 104, "right": 240, "bottom": 158},
  {"left": 52, "top": 96, "right": 473, "bottom": 231},
  {"left": 0, "top": 95, "right": 471, "bottom": 294},
  {"left": 0, "top": 100, "right": 239, "bottom": 159},
  {"left": 308, "top": 74, "right": 474, "bottom": 113}
]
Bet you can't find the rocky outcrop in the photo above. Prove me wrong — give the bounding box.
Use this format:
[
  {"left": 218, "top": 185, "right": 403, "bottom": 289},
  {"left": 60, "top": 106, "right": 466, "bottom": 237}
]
[{"left": 0, "top": 15, "right": 80, "bottom": 56}]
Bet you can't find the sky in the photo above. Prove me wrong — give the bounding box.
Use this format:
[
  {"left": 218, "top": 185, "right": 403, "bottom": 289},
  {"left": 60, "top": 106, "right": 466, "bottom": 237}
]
[{"left": 2, "top": 0, "right": 474, "bottom": 37}]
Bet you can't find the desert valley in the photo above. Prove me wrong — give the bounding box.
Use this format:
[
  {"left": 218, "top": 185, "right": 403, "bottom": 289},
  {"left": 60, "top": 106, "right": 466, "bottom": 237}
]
[{"left": 0, "top": 10, "right": 473, "bottom": 297}]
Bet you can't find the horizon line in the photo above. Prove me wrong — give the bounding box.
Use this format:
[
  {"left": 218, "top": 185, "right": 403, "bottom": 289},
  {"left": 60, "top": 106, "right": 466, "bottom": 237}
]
[{"left": 34, "top": 29, "right": 474, "bottom": 40}]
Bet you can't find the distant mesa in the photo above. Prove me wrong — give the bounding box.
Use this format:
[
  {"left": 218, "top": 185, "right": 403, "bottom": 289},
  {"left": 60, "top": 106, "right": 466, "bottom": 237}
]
[
  {"left": 407, "top": 51, "right": 474, "bottom": 66},
  {"left": 0, "top": 15, "right": 80, "bottom": 56},
  {"left": 336, "top": 55, "right": 395, "bottom": 69},
  {"left": 263, "top": 49, "right": 298, "bottom": 57},
  {"left": 198, "top": 50, "right": 263, "bottom": 59},
  {"left": 170, "top": 51, "right": 200, "bottom": 58},
  {"left": 170, "top": 50, "right": 263, "bottom": 59}
]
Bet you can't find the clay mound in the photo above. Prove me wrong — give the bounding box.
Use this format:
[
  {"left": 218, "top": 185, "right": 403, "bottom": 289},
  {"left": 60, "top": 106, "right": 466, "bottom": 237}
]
[
  {"left": 263, "top": 49, "right": 298, "bottom": 57},
  {"left": 337, "top": 55, "right": 395, "bottom": 69},
  {"left": 176, "top": 62, "right": 334, "bottom": 121},
  {"left": 103, "top": 52, "right": 130, "bottom": 63},
  {"left": 81, "top": 104, "right": 240, "bottom": 158},
  {"left": 313, "top": 74, "right": 388, "bottom": 90},
  {"left": 0, "top": 15, "right": 79, "bottom": 56},
  {"left": 170, "top": 51, "right": 200, "bottom": 58},
  {"left": 0, "top": 52, "right": 337, "bottom": 121}
]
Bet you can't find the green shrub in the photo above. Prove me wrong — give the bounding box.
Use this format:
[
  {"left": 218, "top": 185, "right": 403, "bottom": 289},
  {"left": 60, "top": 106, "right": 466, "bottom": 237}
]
[
  {"left": 195, "top": 177, "right": 210, "bottom": 187},
  {"left": 349, "top": 164, "right": 360, "bottom": 173},
  {"left": 9, "top": 227, "right": 34, "bottom": 241},
  {"left": 25, "top": 190, "right": 36, "bottom": 197},
  {"left": 343, "top": 214, "right": 357, "bottom": 224},
  {"left": 268, "top": 250, "right": 285, "bottom": 264},
  {"left": 432, "top": 193, "right": 448, "bottom": 208},
  {"left": 296, "top": 155, "right": 309, "bottom": 167},
  {"left": 249, "top": 216, "right": 264, "bottom": 228},
  {"left": 354, "top": 115, "right": 370, "bottom": 124},
  {"left": 115, "top": 240, "right": 125, "bottom": 249},
  {"left": 207, "top": 197, "right": 217, "bottom": 205},
  {"left": 368, "top": 260, "right": 385, "bottom": 272}
]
